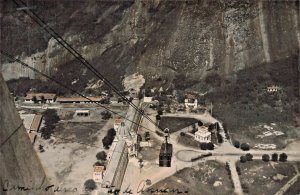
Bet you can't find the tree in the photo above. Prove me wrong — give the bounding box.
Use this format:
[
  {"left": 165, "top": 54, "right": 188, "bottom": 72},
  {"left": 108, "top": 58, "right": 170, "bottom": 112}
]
[
  {"left": 101, "top": 111, "right": 112, "bottom": 120},
  {"left": 217, "top": 133, "right": 223, "bottom": 143},
  {"left": 262, "top": 154, "right": 270, "bottom": 162},
  {"left": 234, "top": 141, "right": 240, "bottom": 148},
  {"left": 157, "top": 110, "right": 163, "bottom": 115},
  {"left": 84, "top": 179, "right": 97, "bottom": 191},
  {"left": 32, "top": 96, "right": 38, "bottom": 103},
  {"left": 40, "top": 125, "right": 54, "bottom": 140},
  {"left": 206, "top": 142, "right": 214, "bottom": 150},
  {"left": 200, "top": 143, "right": 207, "bottom": 150},
  {"left": 102, "top": 136, "right": 113, "bottom": 149},
  {"left": 240, "top": 143, "right": 250, "bottom": 151},
  {"left": 236, "top": 166, "right": 241, "bottom": 175},
  {"left": 156, "top": 115, "right": 161, "bottom": 121},
  {"left": 144, "top": 132, "right": 150, "bottom": 141},
  {"left": 279, "top": 153, "right": 288, "bottom": 162},
  {"left": 180, "top": 132, "right": 185, "bottom": 136},
  {"left": 198, "top": 121, "right": 203, "bottom": 126},
  {"left": 96, "top": 151, "right": 107, "bottom": 161},
  {"left": 272, "top": 153, "right": 278, "bottom": 161},
  {"left": 43, "top": 109, "right": 60, "bottom": 127},
  {"left": 208, "top": 124, "right": 215, "bottom": 131},
  {"left": 137, "top": 134, "right": 142, "bottom": 142},
  {"left": 240, "top": 155, "right": 247, "bottom": 163},
  {"left": 40, "top": 95, "right": 46, "bottom": 104},
  {"left": 107, "top": 128, "right": 116, "bottom": 137},
  {"left": 245, "top": 153, "right": 253, "bottom": 161}
]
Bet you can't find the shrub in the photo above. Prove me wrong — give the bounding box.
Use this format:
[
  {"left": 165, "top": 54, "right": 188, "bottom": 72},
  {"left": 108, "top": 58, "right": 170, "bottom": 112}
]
[
  {"left": 279, "top": 153, "right": 288, "bottom": 162},
  {"left": 236, "top": 166, "right": 241, "bottom": 175},
  {"left": 40, "top": 126, "right": 54, "bottom": 140},
  {"left": 245, "top": 153, "right": 253, "bottom": 161},
  {"left": 102, "top": 128, "right": 116, "bottom": 149},
  {"left": 200, "top": 143, "right": 207, "bottom": 150},
  {"left": 271, "top": 153, "right": 278, "bottom": 161},
  {"left": 43, "top": 109, "right": 60, "bottom": 127},
  {"left": 240, "top": 155, "right": 247, "bottom": 163},
  {"left": 206, "top": 142, "right": 214, "bottom": 150},
  {"left": 198, "top": 121, "right": 203, "bottom": 126},
  {"left": 262, "top": 154, "right": 270, "bottom": 162},
  {"left": 156, "top": 115, "right": 161, "bottom": 121},
  {"left": 157, "top": 110, "right": 163, "bottom": 115},
  {"left": 217, "top": 133, "right": 223, "bottom": 143},
  {"left": 240, "top": 143, "right": 250, "bottom": 151},
  {"left": 96, "top": 151, "right": 107, "bottom": 161},
  {"left": 144, "top": 132, "right": 150, "bottom": 141},
  {"left": 84, "top": 179, "right": 97, "bottom": 191},
  {"left": 234, "top": 141, "right": 240, "bottom": 148},
  {"left": 101, "top": 111, "right": 112, "bottom": 120},
  {"left": 180, "top": 132, "right": 185, "bottom": 136}
]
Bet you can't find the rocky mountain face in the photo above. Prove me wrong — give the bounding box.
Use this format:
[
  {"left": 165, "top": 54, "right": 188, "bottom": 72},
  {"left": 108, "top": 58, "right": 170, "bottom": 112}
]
[{"left": 0, "top": 0, "right": 299, "bottom": 89}]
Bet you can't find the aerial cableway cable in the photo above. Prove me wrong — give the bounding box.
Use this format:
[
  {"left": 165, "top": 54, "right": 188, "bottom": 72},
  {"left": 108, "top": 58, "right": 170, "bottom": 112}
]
[
  {"left": 12, "top": 0, "right": 163, "bottom": 132},
  {"left": 0, "top": 50, "right": 155, "bottom": 134},
  {"left": 12, "top": 0, "right": 160, "bottom": 130}
]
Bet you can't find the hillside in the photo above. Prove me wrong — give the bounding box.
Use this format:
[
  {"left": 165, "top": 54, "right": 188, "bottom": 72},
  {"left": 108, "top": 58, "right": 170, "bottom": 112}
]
[{"left": 1, "top": 0, "right": 299, "bottom": 92}]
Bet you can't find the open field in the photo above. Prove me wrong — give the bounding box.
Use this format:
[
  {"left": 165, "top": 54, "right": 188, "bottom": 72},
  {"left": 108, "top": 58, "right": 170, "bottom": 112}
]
[
  {"left": 177, "top": 134, "right": 200, "bottom": 149},
  {"left": 34, "top": 117, "right": 114, "bottom": 194},
  {"left": 144, "top": 161, "right": 234, "bottom": 195},
  {"left": 283, "top": 179, "right": 300, "bottom": 195},
  {"left": 159, "top": 117, "right": 198, "bottom": 133},
  {"left": 237, "top": 160, "right": 298, "bottom": 195}
]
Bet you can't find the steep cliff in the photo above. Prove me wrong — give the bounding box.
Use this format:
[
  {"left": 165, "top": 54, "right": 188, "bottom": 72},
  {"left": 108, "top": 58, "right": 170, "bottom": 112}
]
[
  {"left": 0, "top": 73, "right": 52, "bottom": 195},
  {"left": 0, "top": 0, "right": 299, "bottom": 88}
]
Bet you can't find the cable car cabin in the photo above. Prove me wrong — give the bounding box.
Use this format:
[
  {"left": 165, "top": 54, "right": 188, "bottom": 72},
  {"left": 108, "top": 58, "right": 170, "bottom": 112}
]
[{"left": 159, "top": 143, "right": 173, "bottom": 167}]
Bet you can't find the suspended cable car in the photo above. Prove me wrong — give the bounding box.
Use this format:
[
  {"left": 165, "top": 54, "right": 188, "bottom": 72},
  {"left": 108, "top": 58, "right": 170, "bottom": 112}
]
[{"left": 159, "top": 128, "right": 173, "bottom": 167}]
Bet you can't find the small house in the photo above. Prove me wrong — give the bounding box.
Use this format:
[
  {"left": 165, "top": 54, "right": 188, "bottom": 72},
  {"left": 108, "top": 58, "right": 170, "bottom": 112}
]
[
  {"left": 184, "top": 93, "right": 198, "bottom": 109},
  {"left": 267, "top": 85, "right": 281, "bottom": 92},
  {"left": 24, "top": 93, "right": 56, "bottom": 103},
  {"left": 75, "top": 110, "right": 90, "bottom": 117},
  {"left": 93, "top": 165, "right": 105, "bottom": 183},
  {"left": 114, "top": 118, "right": 123, "bottom": 130}
]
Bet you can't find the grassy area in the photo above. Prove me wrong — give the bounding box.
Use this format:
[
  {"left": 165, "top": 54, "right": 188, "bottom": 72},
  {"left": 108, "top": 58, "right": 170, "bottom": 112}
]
[
  {"left": 205, "top": 55, "right": 299, "bottom": 148},
  {"left": 159, "top": 117, "right": 198, "bottom": 133},
  {"left": 237, "top": 160, "right": 297, "bottom": 195},
  {"left": 283, "top": 179, "right": 300, "bottom": 195},
  {"left": 55, "top": 122, "right": 106, "bottom": 144},
  {"left": 177, "top": 134, "right": 200, "bottom": 148},
  {"left": 145, "top": 161, "right": 234, "bottom": 195}
]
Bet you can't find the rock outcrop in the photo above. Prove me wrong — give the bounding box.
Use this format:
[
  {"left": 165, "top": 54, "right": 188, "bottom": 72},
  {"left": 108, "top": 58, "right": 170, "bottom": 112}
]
[
  {"left": 0, "top": 73, "right": 52, "bottom": 195},
  {"left": 0, "top": 0, "right": 299, "bottom": 85}
]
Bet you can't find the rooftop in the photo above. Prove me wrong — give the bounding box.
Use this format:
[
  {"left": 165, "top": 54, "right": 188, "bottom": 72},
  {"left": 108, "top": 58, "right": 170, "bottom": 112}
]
[
  {"left": 56, "top": 96, "right": 103, "bottom": 102},
  {"left": 103, "top": 140, "right": 127, "bottom": 187},
  {"left": 30, "top": 114, "right": 42, "bottom": 131},
  {"left": 25, "top": 93, "right": 56, "bottom": 100}
]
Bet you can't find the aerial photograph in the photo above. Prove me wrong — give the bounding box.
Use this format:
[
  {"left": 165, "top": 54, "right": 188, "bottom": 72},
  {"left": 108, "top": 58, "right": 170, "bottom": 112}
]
[{"left": 0, "top": 0, "right": 299, "bottom": 195}]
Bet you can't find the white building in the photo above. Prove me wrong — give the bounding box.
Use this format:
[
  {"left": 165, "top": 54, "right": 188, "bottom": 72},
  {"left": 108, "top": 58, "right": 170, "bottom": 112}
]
[
  {"left": 75, "top": 110, "right": 90, "bottom": 117},
  {"left": 267, "top": 85, "right": 281, "bottom": 92},
  {"left": 184, "top": 94, "right": 198, "bottom": 109},
  {"left": 93, "top": 165, "right": 105, "bottom": 183},
  {"left": 143, "top": 96, "right": 153, "bottom": 103},
  {"left": 24, "top": 93, "right": 56, "bottom": 104},
  {"left": 194, "top": 126, "right": 211, "bottom": 143},
  {"left": 114, "top": 118, "right": 123, "bottom": 130}
]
